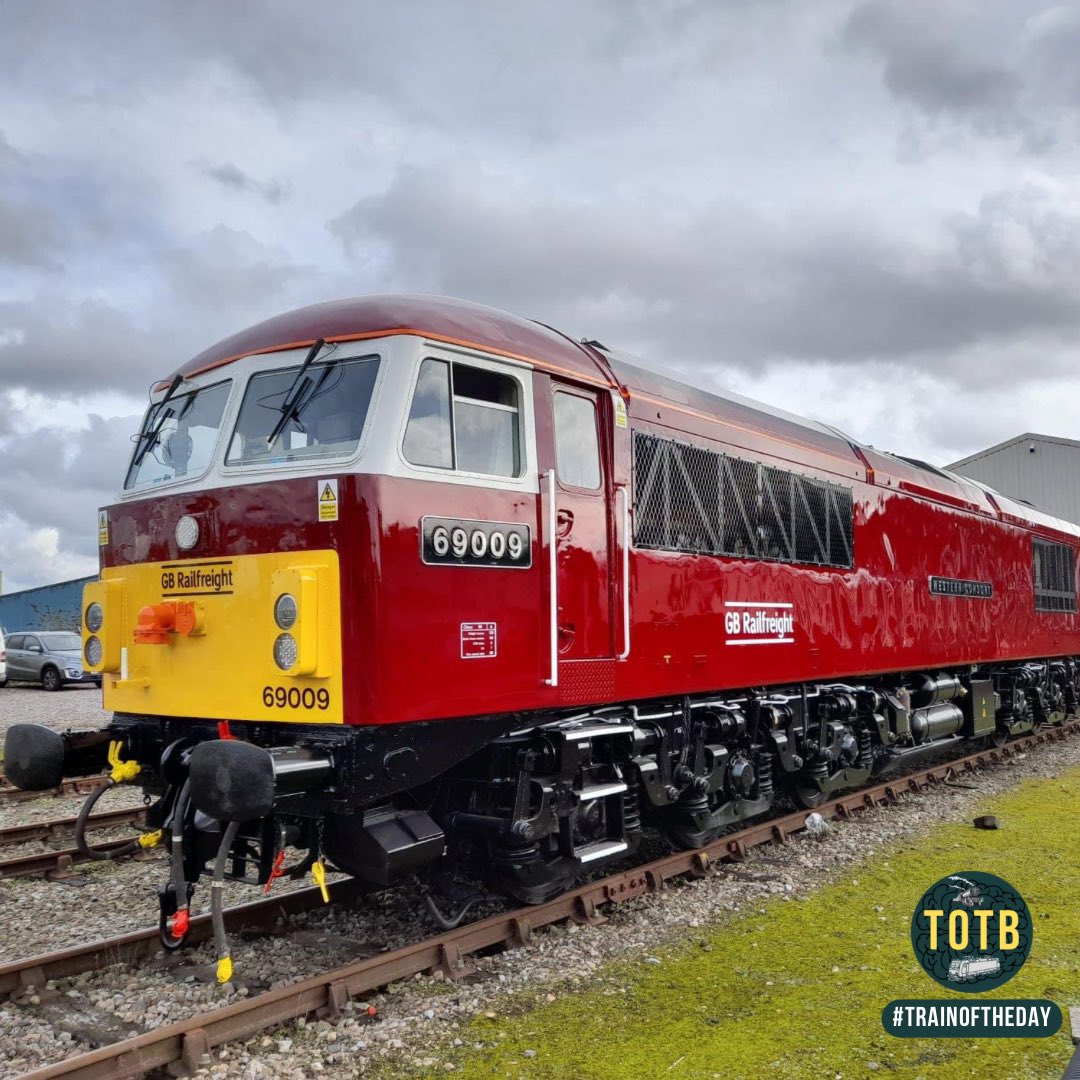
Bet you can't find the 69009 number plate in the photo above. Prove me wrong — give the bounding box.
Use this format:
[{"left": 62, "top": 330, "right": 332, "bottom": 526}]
[{"left": 421, "top": 517, "right": 532, "bottom": 569}]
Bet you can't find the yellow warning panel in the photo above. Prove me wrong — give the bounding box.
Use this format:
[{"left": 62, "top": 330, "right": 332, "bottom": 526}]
[
  {"left": 318, "top": 478, "right": 339, "bottom": 522},
  {"left": 96, "top": 550, "right": 343, "bottom": 724},
  {"left": 98, "top": 511, "right": 109, "bottom": 545}
]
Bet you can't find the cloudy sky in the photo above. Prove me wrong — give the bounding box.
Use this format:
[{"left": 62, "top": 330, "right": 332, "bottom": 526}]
[{"left": 2, "top": 0, "right": 1080, "bottom": 592}]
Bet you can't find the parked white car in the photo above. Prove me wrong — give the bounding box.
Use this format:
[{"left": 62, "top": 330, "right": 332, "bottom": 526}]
[{"left": 0, "top": 627, "right": 7, "bottom": 686}]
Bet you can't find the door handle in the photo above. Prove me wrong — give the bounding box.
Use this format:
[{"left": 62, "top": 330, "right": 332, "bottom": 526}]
[{"left": 556, "top": 508, "right": 574, "bottom": 537}]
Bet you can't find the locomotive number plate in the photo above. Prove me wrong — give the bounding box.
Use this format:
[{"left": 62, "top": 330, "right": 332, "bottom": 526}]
[{"left": 421, "top": 517, "right": 532, "bottom": 569}]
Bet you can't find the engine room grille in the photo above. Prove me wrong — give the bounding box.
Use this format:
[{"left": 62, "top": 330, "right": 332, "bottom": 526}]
[
  {"left": 1033, "top": 538, "right": 1077, "bottom": 613},
  {"left": 632, "top": 431, "right": 854, "bottom": 568}
]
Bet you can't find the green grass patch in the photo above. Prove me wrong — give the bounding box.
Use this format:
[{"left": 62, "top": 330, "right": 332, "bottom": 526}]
[{"left": 437, "top": 768, "right": 1080, "bottom": 1079}]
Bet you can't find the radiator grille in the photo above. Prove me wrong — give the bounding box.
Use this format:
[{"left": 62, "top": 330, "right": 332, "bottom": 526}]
[
  {"left": 1033, "top": 538, "right": 1077, "bottom": 612},
  {"left": 632, "top": 431, "right": 853, "bottom": 569}
]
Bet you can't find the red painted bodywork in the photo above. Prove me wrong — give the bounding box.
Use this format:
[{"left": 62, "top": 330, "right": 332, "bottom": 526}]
[{"left": 106, "top": 296, "right": 1080, "bottom": 728}]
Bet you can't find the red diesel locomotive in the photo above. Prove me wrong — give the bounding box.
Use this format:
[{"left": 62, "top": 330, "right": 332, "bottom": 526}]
[{"left": 6, "top": 294, "right": 1080, "bottom": 944}]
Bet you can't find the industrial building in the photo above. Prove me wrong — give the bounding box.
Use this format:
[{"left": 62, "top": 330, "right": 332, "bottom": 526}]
[
  {"left": 0, "top": 575, "right": 96, "bottom": 634},
  {"left": 948, "top": 433, "right": 1080, "bottom": 526}
]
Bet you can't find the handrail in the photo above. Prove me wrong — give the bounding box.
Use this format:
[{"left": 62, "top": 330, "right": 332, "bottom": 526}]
[
  {"left": 543, "top": 470, "right": 558, "bottom": 687},
  {"left": 617, "top": 485, "right": 631, "bottom": 660}
]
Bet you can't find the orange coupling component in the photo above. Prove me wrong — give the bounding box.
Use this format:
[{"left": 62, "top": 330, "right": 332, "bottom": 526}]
[
  {"left": 134, "top": 603, "right": 176, "bottom": 644},
  {"left": 217, "top": 720, "right": 234, "bottom": 741},
  {"left": 174, "top": 600, "right": 206, "bottom": 637},
  {"left": 263, "top": 849, "right": 287, "bottom": 894}
]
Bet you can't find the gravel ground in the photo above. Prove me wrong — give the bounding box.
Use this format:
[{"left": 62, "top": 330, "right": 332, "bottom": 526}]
[{"left": 0, "top": 687, "right": 1077, "bottom": 1078}]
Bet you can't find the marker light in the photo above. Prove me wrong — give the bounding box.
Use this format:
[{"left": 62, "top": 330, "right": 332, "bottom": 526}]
[
  {"left": 274, "top": 593, "right": 298, "bottom": 630},
  {"left": 273, "top": 633, "right": 298, "bottom": 671},
  {"left": 175, "top": 515, "right": 200, "bottom": 550},
  {"left": 85, "top": 636, "right": 103, "bottom": 667},
  {"left": 81, "top": 578, "right": 123, "bottom": 673}
]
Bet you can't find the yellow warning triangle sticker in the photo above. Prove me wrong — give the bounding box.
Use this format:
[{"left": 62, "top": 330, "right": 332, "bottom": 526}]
[{"left": 320, "top": 484, "right": 336, "bottom": 501}]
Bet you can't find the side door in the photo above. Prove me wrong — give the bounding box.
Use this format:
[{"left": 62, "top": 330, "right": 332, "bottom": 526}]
[
  {"left": 5, "top": 634, "right": 25, "bottom": 679},
  {"left": 544, "top": 383, "right": 614, "bottom": 661},
  {"left": 22, "top": 635, "right": 45, "bottom": 680}
]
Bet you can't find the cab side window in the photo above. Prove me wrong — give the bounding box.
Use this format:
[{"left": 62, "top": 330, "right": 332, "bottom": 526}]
[
  {"left": 403, "top": 359, "right": 522, "bottom": 478},
  {"left": 553, "top": 392, "right": 601, "bottom": 490}
]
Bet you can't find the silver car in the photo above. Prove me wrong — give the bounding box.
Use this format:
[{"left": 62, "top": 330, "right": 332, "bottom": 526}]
[{"left": 1, "top": 631, "right": 101, "bottom": 691}]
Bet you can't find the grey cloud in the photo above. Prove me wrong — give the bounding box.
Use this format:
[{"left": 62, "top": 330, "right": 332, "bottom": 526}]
[
  {"left": 843, "top": 3, "right": 1021, "bottom": 127},
  {"left": 202, "top": 162, "right": 288, "bottom": 205},
  {"left": 156, "top": 226, "right": 307, "bottom": 328},
  {"left": 330, "top": 167, "right": 1080, "bottom": 385},
  {"left": 1, "top": 228, "right": 312, "bottom": 397},
  {"left": 0, "top": 132, "right": 68, "bottom": 270},
  {"left": 0, "top": 414, "right": 137, "bottom": 537},
  {"left": 841, "top": 1, "right": 1080, "bottom": 151}
]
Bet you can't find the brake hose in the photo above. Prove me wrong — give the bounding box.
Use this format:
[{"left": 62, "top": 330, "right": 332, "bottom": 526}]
[
  {"left": 74, "top": 780, "right": 141, "bottom": 861},
  {"left": 211, "top": 820, "right": 241, "bottom": 985}
]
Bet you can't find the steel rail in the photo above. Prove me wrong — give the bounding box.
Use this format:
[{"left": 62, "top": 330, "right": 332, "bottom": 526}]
[
  {"left": 17, "top": 719, "right": 1078, "bottom": 1079},
  {"left": 0, "top": 775, "right": 108, "bottom": 805},
  {"left": 0, "top": 878, "right": 365, "bottom": 1000},
  {"left": 0, "top": 839, "right": 145, "bottom": 880},
  {"left": 0, "top": 806, "right": 148, "bottom": 849}
]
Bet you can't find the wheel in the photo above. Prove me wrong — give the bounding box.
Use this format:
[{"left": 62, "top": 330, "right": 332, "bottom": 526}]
[
  {"left": 41, "top": 667, "right": 62, "bottom": 692},
  {"left": 792, "top": 780, "right": 828, "bottom": 809},
  {"left": 985, "top": 728, "right": 1008, "bottom": 749}
]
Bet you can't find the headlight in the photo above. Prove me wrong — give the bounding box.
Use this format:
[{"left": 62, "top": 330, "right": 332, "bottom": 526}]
[
  {"left": 85, "top": 602, "right": 104, "bottom": 633},
  {"left": 175, "top": 514, "right": 200, "bottom": 550},
  {"left": 273, "top": 633, "right": 298, "bottom": 671},
  {"left": 274, "top": 593, "right": 298, "bottom": 630},
  {"left": 85, "top": 636, "right": 103, "bottom": 667}
]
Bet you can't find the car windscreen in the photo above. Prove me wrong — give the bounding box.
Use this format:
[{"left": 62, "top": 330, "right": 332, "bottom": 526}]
[
  {"left": 125, "top": 381, "right": 231, "bottom": 490},
  {"left": 226, "top": 355, "right": 379, "bottom": 466},
  {"left": 39, "top": 633, "right": 82, "bottom": 651}
]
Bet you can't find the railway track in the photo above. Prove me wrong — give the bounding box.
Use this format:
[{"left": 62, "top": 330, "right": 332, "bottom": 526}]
[
  {"left": 7, "top": 719, "right": 1076, "bottom": 1079},
  {"left": 0, "top": 775, "right": 108, "bottom": 805},
  {"left": 0, "top": 806, "right": 148, "bottom": 851}
]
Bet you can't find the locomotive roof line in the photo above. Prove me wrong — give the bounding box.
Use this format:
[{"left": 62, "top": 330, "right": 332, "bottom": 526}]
[{"left": 165, "top": 293, "right": 1080, "bottom": 539}]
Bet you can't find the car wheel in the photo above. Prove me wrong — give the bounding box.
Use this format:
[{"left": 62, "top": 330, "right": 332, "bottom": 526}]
[{"left": 41, "top": 667, "right": 63, "bottom": 692}]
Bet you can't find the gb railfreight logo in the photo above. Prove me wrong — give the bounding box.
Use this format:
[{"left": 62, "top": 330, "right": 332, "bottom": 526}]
[
  {"left": 910, "top": 871, "right": 1031, "bottom": 991},
  {"left": 723, "top": 601, "right": 794, "bottom": 646}
]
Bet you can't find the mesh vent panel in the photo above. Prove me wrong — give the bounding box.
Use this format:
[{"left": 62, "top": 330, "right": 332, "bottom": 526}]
[{"left": 632, "top": 431, "right": 854, "bottom": 568}]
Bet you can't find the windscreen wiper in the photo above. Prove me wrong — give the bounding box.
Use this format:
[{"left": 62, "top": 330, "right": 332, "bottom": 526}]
[
  {"left": 132, "top": 374, "right": 183, "bottom": 467},
  {"left": 265, "top": 338, "right": 329, "bottom": 450}
]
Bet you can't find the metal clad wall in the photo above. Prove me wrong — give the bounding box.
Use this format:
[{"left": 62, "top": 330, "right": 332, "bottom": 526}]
[
  {"left": 0, "top": 576, "right": 96, "bottom": 634},
  {"left": 950, "top": 438, "right": 1080, "bottom": 526}
]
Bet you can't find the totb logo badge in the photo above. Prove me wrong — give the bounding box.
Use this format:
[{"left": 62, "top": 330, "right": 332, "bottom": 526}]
[{"left": 910, "top": 871, "right": 1032, "bottom": 992}]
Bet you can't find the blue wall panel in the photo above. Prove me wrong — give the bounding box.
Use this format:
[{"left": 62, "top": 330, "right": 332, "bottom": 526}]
[{"left": 0, "top": 576, "right": 96, "bottom": 634}]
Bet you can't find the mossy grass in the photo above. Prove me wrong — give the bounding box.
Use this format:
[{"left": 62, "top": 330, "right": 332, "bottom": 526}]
[{"left": 425, "top": 766, "right": 1080, "bottom": 1079}]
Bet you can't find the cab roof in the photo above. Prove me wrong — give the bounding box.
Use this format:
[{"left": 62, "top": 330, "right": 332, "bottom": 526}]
[{"left": 171, "top": 293, "right": 611, "bottom": 386}]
